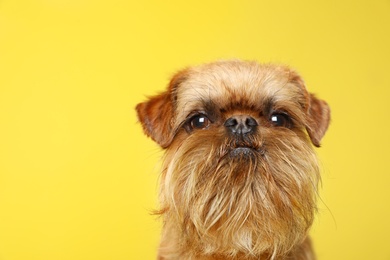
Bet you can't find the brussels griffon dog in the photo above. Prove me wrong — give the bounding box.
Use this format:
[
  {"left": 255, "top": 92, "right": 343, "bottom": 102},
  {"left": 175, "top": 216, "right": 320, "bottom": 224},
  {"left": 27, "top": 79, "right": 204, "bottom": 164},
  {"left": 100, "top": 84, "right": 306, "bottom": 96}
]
[{"left": 136, "top": 60, "right": 330, "bottom": 260}]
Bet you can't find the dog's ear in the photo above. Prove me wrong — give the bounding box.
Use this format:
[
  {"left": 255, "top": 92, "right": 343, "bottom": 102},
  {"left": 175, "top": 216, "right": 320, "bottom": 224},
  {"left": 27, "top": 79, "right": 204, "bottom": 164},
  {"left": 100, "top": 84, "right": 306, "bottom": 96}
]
[
  {"left": 136, "top": 70, "right": 188, "bottom": 148},
  {"left": 136, "top": 91, "right": 174, "bottom": 148},
  {"left": 287, "top": 70, "right": 330, "bottom": 147},
  {"left": 305, "top": 94, "right": 331, "bottom": 147}
]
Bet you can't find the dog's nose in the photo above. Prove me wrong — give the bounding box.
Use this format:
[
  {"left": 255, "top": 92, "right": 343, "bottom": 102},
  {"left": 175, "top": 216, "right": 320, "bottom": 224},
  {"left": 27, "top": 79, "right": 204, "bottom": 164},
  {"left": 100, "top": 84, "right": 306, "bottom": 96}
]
[{"left": 224, "top": 115, "right": 258, "bottom": 135}]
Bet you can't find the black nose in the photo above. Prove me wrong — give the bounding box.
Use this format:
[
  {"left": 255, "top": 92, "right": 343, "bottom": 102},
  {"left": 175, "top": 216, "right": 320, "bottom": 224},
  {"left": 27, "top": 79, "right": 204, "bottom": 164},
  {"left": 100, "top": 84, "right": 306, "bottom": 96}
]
[{"left": 224, "top": 115, "right": 258, "bottom": 135}]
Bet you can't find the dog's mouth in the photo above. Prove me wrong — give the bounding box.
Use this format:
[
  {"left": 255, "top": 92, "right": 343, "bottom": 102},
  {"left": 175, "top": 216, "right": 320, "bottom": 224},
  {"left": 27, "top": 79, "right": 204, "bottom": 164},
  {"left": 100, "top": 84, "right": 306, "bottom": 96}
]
[
  {"left": 228, "top": 142, "right": 264, "bottom": 157},
  {"left": 230, "top": 146, "right": 257, "bottom": 157},
  {"left": 224, "top": 136, "right": 264, "bottom": 157}
]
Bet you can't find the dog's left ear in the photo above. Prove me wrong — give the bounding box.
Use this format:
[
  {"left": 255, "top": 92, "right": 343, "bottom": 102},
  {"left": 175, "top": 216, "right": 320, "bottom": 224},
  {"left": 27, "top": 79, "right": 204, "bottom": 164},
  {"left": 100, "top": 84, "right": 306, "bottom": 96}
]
[
  {"left": 306, "top": 94, "right": 331, "bottom": 147},
  {"left": 288, "top": 69, "right": 330, "bottom": 147},
  {"left": 136, "top": 69, "right": 188, "bottom": 149}
]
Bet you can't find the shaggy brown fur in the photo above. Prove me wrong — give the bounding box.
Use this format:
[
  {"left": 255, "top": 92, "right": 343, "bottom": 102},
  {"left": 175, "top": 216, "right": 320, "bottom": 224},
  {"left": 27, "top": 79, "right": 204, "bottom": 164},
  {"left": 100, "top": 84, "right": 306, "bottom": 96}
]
[{"left": 136, "top": 60, "right": 330, "bottom": 260}]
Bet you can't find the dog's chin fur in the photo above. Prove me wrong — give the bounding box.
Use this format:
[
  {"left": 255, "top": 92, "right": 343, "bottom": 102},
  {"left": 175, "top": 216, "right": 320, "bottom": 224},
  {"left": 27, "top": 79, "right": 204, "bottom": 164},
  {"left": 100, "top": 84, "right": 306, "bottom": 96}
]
[
  {"left": 136, "top": 60, "right": 330, "bottom": 260},
  {"left": 158, "top": 128, "right": 319, "bottom": 259}
]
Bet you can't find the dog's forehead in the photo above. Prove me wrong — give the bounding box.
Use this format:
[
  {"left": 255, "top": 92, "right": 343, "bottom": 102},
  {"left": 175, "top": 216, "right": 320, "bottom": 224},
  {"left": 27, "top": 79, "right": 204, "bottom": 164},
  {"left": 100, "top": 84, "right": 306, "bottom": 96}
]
[{"left": 175, "top": 61, "right": 307, "bottom": 121}]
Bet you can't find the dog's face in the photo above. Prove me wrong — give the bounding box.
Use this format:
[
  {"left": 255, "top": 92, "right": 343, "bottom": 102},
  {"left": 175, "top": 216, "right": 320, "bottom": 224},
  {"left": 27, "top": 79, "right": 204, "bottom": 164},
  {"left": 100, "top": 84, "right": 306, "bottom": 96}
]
[{"left": 137, "top": 60, "right": 330, "bottom": 258}]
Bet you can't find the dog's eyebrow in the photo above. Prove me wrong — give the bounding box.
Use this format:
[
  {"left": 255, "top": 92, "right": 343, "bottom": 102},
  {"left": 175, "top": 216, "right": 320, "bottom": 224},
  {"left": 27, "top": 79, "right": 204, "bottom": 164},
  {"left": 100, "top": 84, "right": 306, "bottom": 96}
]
[
  {"left": 202, "top": 100, "right": 220, "bottom": 121},
  {"left": 262, "top": 97, "right": 275, "bottom": 115}
]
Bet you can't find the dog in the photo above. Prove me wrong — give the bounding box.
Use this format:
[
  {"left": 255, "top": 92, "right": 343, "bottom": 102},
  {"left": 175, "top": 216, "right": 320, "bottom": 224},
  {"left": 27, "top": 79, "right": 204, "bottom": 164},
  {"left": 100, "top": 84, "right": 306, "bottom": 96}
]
[{"left": 136, "top": 60, "right": 330, "bottom": 260}]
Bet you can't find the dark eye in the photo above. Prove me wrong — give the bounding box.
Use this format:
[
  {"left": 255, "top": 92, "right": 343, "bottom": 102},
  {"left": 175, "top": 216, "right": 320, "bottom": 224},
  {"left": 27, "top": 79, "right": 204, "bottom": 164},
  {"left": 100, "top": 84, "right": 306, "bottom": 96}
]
[
  {"left": 270, "top": 113, "right": 292, "bottom": 128},
  {"left": 189, "top": 114, "right": 210, "bottom": 130}
]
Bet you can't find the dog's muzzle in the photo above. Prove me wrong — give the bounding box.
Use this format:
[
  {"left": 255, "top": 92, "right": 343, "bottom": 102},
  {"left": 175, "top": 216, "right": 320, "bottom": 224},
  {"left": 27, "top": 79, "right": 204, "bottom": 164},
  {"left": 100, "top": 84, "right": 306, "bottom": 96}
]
[{"left": 224, "top": 115, "right": 263, "bottom": 157}]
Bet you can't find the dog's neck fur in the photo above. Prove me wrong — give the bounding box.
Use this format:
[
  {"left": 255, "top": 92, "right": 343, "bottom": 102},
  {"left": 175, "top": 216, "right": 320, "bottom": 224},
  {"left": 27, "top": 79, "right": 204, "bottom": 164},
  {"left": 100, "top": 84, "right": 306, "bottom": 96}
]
[{"left": 158, "top": 227, "right": 315, "bottom": 260}]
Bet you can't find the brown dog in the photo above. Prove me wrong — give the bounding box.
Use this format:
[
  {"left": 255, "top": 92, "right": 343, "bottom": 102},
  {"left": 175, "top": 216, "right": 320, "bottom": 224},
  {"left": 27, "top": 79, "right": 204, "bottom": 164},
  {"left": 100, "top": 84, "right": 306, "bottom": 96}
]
[{"left": 136, "top": 60, "right": 330, "bottom": 260}]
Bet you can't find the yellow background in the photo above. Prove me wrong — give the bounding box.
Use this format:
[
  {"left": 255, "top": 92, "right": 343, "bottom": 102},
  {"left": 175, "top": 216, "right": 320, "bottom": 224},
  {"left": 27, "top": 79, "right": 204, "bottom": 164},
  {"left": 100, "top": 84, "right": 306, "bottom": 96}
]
[{"left": 1, "top": 1, "right": 389, "bottom": 259}]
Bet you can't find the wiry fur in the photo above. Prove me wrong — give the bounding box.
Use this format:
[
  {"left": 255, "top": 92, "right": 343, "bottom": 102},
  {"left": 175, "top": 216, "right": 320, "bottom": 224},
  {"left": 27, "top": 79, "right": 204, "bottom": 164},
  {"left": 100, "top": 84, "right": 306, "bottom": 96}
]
[{"left": 136, "top": 60, "right": 330, "bottom": 260}]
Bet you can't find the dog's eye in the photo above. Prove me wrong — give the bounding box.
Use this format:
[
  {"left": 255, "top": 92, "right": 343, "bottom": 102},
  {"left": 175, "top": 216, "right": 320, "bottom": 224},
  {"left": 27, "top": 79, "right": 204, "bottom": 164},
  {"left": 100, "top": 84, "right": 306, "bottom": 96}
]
[
  {"left": 190, "top": 115, "right": 210, "bottom": 129},
  {"left": 270, "top": 113, "right": 292, "bottom": 128}
]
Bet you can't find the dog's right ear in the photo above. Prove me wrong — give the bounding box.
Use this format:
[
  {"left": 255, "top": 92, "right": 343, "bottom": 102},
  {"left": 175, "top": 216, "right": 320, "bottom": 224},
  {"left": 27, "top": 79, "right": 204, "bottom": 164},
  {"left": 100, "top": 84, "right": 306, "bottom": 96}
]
[
  {"left": 136, "top": 91, "right": 174, "bottom": 148},
  {"left": 136, "top": 69, "right": 188, "bottom": 149}
]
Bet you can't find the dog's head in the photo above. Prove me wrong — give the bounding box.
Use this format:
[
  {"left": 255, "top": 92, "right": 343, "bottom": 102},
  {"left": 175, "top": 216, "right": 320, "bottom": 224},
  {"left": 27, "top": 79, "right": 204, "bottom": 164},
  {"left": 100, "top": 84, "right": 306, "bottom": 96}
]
[{"left": 136, "top": 60, "right": 330, "bottom": 257}]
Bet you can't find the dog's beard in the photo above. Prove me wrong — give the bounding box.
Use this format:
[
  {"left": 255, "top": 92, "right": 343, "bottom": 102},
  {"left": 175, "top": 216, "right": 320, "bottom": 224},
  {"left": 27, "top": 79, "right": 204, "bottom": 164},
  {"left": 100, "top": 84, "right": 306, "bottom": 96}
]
[{"left": 159, "top": 129, "right": 320, "bottom": 258}]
